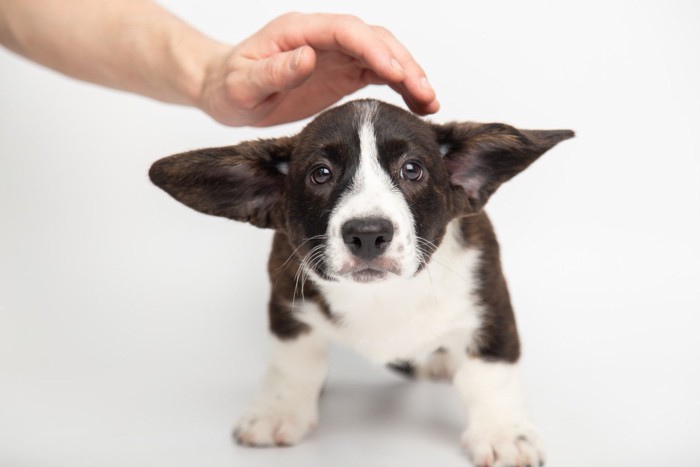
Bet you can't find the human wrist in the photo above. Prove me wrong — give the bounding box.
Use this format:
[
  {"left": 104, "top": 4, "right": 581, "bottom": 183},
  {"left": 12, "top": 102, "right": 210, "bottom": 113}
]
[{"left": 161, "top": 22, "right": 230, "bottom": 107}]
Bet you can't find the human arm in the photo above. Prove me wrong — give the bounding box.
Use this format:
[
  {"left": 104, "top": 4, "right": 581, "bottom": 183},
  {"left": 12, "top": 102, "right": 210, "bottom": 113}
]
[{"left": 0, "top": 1, "right": 439, "bottom": 126}]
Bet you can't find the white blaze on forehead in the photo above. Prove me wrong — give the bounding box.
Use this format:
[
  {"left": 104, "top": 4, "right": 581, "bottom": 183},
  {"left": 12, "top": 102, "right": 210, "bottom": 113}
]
[
  {"left": 353, "top": 101, "right": 394, "bottom": 197},
  {"left": 321, "top": 101, "right": 419, "bottom": 280}
]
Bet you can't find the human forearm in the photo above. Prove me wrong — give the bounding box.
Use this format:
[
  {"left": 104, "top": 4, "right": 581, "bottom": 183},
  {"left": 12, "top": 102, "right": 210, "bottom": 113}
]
[
  {"left": 1, "top": 5, "right": 439, "bottom": 126},
  {"left": 0, "top": 0, "right": 226, "bottom": 105}
]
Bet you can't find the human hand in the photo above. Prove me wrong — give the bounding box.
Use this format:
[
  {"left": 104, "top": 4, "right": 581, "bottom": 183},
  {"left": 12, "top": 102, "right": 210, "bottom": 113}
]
[{"left": 197, "top": 13, "right": 439, "bottom": 127}]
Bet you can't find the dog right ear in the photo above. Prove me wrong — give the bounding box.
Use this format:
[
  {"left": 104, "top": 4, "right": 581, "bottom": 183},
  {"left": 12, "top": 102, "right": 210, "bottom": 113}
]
[
  {"left": 434, "top": 122, "right": 574, "bottom": 214},
  {"left": 149, "top": 136, "right": 296, "bottom": 230}
]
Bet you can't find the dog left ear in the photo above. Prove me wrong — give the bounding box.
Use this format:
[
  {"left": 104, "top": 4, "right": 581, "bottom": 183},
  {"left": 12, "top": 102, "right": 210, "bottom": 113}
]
[
  {"left": 149, "top": 136, "right": 296, "bottom": 230},
  {"left": 434, "top": 122, "right": 574, "bottom": 213}
]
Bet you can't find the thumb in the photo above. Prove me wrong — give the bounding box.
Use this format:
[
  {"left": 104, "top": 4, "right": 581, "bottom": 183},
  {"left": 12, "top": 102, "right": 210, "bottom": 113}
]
[{"left": 247, "top": 46, "right": 316, "bottom": 98}]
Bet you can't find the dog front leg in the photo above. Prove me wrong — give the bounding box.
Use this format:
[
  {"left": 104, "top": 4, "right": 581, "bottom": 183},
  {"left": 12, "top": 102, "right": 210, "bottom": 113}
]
[
  {"left": 234, "top": 331, "right": 329, "bottom": 447},
  {"left": 454, "top": 357, "right": 544, "bottom": 467}
]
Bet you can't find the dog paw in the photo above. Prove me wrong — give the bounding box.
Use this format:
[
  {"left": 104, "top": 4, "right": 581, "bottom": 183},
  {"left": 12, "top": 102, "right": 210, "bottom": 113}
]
[
  {"left": 233, "top": 403, "right": 317, "bottom": 447},
  {"left": 461, "top": 423, "right": 545, "bottom": 467}
]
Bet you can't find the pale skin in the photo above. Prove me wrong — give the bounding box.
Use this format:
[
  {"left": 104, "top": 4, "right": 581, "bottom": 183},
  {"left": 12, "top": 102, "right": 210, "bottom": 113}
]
[{"left": 0, "top": 0, "right": 439, "bottom": 127}]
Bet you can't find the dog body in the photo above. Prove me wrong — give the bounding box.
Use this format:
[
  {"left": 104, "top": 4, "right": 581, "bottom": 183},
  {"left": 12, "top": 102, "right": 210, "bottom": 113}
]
[{"left": 150, "top": 99, "right": 572, "bottom": 467}]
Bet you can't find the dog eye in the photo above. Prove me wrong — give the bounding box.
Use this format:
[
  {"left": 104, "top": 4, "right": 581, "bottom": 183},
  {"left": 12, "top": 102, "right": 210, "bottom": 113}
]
[
  {"left": 400, "top": 161, "right": 424, "bottom": 182},
  {"left": 311, "top": 166, "right": 332, "bottom": 185}
]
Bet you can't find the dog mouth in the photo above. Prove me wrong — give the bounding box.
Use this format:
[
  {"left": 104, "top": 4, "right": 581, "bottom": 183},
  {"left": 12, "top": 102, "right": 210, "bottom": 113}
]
[
  {"left": 351, "top": 268, "right": 388, "bottom": 283},
  {"left": 336, "top": 259, "right": 402, "bottom": 283}
]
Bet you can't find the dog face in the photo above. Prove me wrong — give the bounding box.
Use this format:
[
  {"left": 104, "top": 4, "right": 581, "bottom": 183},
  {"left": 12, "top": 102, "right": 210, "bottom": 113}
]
[
  {"left": 150, "top": 99, "right": 572, "bottom": 284},
  {"left": 285, "top": 101, "right": 454, "bottom": 284}
]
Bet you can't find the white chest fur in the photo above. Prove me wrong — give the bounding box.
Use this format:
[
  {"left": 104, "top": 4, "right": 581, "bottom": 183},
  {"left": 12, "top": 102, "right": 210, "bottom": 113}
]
[{"left": 296, "top": 220, "right": 483, "bottom": 364}]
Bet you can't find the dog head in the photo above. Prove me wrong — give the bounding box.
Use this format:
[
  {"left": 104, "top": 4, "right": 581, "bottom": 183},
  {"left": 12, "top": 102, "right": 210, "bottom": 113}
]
[{"left": 150, "top": 99, "right": 572, "bottom": 284}]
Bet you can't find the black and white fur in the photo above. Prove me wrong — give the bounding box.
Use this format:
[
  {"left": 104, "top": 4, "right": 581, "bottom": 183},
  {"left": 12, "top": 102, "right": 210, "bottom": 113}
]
[{"left": 150, "top": 99, "right": 573, "bottom": 467}]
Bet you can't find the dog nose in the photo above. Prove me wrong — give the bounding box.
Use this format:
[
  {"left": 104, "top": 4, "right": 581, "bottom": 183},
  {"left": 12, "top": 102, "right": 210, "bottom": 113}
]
[{"left": 342, "top": 217, "right": 394, "bottom": 260}]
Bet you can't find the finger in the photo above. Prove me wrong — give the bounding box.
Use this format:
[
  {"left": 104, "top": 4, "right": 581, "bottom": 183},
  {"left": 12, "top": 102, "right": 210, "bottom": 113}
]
[
  {"left": 263, "top": 13, "right": 406, "bottom": 83},
  {"left": 387, "top": 79, "right": 440, "bottom": 115},
  {"left": 370, "top": 25, "right": 440, "bottom": 114},
  {"left": 361, "top": 69, "right": 425, "bottom": 114},
  {"left": 244, "top": 45, "right": 317, "bottom": 103},
  {"left": 361, "top": 69, "right": 389, "bottom": 86},
  {"left": 361, "top": 68, "right": 437, "bottom": 116}
]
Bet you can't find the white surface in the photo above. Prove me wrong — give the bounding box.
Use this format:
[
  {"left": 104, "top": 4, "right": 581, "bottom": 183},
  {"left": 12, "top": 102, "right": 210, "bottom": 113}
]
[{"left": 1, "top": 1, "right": 699, "bottom": 466}]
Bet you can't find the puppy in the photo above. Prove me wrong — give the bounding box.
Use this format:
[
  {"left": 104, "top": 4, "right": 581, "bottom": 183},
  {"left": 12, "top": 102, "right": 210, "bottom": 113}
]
[{"left": 150, "top": 99, "right": 573, "bottom": 467}]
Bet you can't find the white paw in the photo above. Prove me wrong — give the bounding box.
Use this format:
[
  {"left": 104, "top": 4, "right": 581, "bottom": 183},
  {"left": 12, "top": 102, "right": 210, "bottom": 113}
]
[
  {"left": 461, "top": 422, "right": 545, "bottom": 467},
  {"left": 233, "top": 402, "right": 317, "bottom": 447}
]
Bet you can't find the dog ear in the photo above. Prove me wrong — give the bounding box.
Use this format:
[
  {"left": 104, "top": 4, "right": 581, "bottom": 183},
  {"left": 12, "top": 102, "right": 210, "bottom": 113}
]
[
  {"left": 149, "top": 136, "right": 296, "bottom": 230},
  {"left": 434, "top": 122, "right": 574, "bottom": 213}
]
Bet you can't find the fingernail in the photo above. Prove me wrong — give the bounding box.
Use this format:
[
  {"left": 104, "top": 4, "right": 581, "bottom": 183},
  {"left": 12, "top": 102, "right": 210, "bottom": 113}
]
[
  {"left": 420, "top": 76, "right": 432, "bottom": 90},
  {"left": 391, "top": 58, "right": 404, "bottom": 73}
]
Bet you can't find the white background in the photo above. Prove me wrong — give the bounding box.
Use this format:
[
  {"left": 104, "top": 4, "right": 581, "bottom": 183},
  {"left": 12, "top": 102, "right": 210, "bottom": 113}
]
[{"left": 2, "top": 1, "right": 699, "bottom": 466}]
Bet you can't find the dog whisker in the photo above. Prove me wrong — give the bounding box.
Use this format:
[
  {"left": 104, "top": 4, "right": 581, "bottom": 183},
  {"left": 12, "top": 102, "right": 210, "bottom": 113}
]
[
  {"left": 275, "top": 235, "right": 327, "bottom": 272},
  {"left": 292, "top": 245, "right": 326, "bottom": 308},
  {"left": 423, "top": 259, "right": 439, "bottom": 306},
  {"left": 276, "top": 236, "right": 327, "bottom": 299},
  {"left": 416, "top": 236, "right": 470, "bottom": 283},
  {"left": 292, "top": 251, "right": 313, "bottom": 308},
  {"left": 301, "top": 249, "right": 326, "bottom": 293}
]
